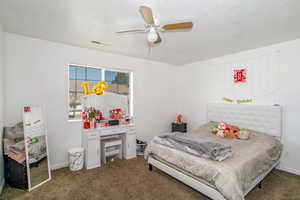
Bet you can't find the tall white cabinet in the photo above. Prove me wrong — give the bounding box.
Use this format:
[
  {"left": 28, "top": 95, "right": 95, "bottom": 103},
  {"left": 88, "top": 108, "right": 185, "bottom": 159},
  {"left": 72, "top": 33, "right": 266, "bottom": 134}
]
[{"left": 82, "top": 125, "right": 137, "bottom": 169}]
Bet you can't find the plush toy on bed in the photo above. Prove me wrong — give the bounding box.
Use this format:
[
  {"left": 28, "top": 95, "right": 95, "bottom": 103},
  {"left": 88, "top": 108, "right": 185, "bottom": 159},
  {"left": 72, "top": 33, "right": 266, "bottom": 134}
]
[
  {"left": 238, "top": 129, "right": 251, "bottom": 140},
  {"left": 211, "top": 122, "right": 248, "bottom": 139}
]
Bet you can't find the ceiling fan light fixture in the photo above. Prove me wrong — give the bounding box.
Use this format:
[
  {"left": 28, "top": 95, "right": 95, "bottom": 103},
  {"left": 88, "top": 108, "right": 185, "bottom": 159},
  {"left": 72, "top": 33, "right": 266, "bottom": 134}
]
[{"left": 147, "top": 28, "right": 158, "bottom": 43}]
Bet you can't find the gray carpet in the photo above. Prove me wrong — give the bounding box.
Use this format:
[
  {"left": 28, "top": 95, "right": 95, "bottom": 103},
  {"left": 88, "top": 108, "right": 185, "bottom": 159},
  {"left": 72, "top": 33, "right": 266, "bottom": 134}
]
[{"left": 1, "top": 156, "right": 300, "bottom": 200}]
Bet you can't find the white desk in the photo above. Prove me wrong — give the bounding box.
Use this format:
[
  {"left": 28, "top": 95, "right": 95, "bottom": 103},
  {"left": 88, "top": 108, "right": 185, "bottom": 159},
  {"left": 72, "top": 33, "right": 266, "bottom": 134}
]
[{"left": 82, "top": 124, "right": 136, "bottom": 169}]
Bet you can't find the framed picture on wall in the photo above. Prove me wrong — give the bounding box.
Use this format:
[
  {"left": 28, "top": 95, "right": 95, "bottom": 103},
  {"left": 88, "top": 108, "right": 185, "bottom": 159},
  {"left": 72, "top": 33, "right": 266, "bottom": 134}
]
[{"left": 234, "top": 69, "right": 247, "bottom": 83}]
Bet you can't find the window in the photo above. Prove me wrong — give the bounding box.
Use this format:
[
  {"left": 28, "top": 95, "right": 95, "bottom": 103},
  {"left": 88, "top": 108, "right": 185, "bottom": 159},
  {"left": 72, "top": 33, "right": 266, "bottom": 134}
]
[
  {"left": 105, "top": 70, "right": 130, "bottom": 95},
  {"left": 68, "top": 65, "right": 132, "bottom": 120},
  {"left": 69, "top": 65, "right": 102, "bottom": 120}
]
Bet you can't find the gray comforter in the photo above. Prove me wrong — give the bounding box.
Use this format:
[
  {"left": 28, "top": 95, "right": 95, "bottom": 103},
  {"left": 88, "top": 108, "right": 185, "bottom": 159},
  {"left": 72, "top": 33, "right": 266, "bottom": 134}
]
[
  {"left": 146, "top": 122, "right": 282, "bottom": 200},
  {"left": 152, "top": 132, "right": 233, "bottom": 161}
]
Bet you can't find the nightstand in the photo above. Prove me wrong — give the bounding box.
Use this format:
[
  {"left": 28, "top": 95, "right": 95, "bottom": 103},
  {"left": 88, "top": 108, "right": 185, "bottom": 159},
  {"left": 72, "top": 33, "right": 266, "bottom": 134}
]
[{"left": 172, "top": 123, "right": 187, "bottom": 133}]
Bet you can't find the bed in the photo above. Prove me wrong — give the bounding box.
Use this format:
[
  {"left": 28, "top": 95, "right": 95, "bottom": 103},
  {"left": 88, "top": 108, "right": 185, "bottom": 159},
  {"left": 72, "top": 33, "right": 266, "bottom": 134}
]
[{"left": 146, "top": 103, "right": 282, "bottom": 200}]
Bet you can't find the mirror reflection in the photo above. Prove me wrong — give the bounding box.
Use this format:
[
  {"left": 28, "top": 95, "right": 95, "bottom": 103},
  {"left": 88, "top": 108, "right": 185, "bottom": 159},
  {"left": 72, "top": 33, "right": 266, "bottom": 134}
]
[
  {"left": 27, "top": 135, "right": 49, "bottom": 187},
  {"left": 83, "top": 92, "right": 130, "bottom": 119},
  {"left": 23, "top": 106, "right": 51, "bottom": 190}
]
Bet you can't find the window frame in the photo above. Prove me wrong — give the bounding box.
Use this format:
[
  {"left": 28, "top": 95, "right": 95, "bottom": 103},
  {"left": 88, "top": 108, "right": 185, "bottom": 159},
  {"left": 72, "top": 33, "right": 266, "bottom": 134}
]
[{"left": 67, "top": 64, "right": 133, "bottom": 122}]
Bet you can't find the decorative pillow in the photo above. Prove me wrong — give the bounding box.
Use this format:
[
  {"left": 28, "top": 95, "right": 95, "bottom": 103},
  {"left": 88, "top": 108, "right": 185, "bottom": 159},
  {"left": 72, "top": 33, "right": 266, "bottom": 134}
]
[
  {"left": 211, "top": 122, "right": 250, "bottom": 139},
  {"left": 211, "top": 122, "right": 238, "bottom": 138},
  {"left": 238, "top": 129, "right": 251, "bottom": 140}
]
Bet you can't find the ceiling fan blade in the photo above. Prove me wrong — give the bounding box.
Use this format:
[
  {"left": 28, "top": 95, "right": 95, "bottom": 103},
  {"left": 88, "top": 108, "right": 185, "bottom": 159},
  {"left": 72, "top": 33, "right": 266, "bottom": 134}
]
[
  {"left": 116, "top": 29, "right": 145, "bottom": 34},
  {"left": 162, "top": 22, "right": 193, "bottom": 30},
  {"left": 154, "top": 32, "right": 162, "bottom": 44},
  {"left": 139, "top": 6, "right": 155, "bottom": 24}
]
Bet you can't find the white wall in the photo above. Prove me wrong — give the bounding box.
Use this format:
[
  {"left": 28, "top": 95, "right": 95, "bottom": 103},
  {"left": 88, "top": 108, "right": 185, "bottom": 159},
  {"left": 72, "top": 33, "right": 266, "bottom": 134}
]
[
  {"left": 4, "top": 33, "right": 177, "bottom": 169},
  {"left": 0, "top": 24, "right": 5, "bottom": 193},
  {"left": 179, "top": 38, "right": 300, "bottom": 175}
]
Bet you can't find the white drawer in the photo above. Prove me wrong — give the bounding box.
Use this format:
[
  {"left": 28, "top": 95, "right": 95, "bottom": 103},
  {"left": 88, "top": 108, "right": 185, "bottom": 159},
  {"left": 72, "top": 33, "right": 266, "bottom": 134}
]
[
  {"left": 127, "top": 131, "right": 136, "bottom": 135},
  {"left": 123, "top": 125, "right": 135, "bottom": 132},
  {"left": 100, "top": 130, "right": 110, "bottom": 136},
  {"left": 100, "top": 128, "right": 124, "bottom": 136},
  {"left": 125, "top": 126, "right": 135, "bottom": 133},
  {"left": 127, "top": 127, "right": 136, "bottom": 133},
  {"left": 86, "top": 131, "right": 99, "bottom": 139},
  {"left": 99, "top": 125, "right": 135, "bottom": 136},
  {"left": 112, "top": 128, "right": 126, "bottom": 133}
]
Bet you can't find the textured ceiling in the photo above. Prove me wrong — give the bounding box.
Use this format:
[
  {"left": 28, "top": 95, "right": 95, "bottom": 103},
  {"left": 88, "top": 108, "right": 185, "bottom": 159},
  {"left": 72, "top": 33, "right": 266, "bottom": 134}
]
[{"left": 1, "top": 0, "right": 300, "bottom": 65}]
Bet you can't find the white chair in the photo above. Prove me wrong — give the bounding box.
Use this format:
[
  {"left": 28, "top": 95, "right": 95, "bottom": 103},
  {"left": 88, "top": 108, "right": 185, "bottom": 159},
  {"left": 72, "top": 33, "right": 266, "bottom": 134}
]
[{"left": 101, "top": 137, "right": 122, "bottom": 164}]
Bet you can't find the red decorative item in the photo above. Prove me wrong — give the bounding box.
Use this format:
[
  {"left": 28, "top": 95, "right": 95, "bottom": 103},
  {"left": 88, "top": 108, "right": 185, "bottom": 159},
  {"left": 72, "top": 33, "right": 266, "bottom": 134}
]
[
  {"left": 82, "top": 111, "right": 87, "bottom": 121},
  {"left": 234, "top": 69, "right": 247, "bottom": 83},
  {"left": 83, "top": 121, "right": 90, "bottom": 129},
  {"left": 95, "top": 110, "right": 105, "bottom": 121},
  {"left": 110, "top": 108, "right": 124, "bottom": 120},
  {"left": 24, "top": 106, "right": 31, "bottom": 113},
  {"left": 176, "top": 114, "right": 184, "bottom": 124}
]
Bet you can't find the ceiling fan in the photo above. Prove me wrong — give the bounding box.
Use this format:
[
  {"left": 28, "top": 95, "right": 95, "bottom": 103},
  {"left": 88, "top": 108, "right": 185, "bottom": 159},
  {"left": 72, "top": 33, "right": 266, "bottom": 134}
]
[{"left": 116, "top": 5, "right": 193, "bottom": 44}]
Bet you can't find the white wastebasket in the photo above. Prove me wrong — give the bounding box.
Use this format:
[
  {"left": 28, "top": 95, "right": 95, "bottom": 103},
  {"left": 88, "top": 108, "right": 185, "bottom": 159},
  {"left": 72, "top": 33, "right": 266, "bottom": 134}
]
[{"left": 68, "top": 147, "right": 84, "bottom": 171}]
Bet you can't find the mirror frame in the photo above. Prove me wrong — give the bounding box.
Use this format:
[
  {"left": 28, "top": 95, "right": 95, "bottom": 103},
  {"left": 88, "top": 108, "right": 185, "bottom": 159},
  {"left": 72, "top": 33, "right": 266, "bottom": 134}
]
[{"left": 23, "top": 105, "right": 52, "bottom": 191}]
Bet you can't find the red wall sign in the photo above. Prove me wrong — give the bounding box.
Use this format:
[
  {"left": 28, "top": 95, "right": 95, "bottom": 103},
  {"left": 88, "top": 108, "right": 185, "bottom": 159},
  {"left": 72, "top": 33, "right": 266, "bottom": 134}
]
[
  {"left": 24, "top": 106, "right": 31, "bottom": 113},
  {"left": 234, "top": 69, "right": 247, "bottom": 83}
]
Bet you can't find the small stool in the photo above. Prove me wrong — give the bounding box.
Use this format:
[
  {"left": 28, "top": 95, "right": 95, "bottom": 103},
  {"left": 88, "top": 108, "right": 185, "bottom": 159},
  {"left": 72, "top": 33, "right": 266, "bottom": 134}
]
[{"left": 101, "top": 137, "right": 122, "bottom": 164}]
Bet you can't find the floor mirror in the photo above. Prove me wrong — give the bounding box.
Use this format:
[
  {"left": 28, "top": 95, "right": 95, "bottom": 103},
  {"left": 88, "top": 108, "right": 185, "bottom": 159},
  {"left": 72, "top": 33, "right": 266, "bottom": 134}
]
[{"left": 23, "top": 105, "right": 51, "bottom": 191}]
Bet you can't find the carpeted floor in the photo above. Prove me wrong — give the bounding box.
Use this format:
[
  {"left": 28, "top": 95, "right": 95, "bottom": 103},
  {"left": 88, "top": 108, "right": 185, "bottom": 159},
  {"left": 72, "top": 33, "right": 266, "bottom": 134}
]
[{"left": 1, "top": 156, "right": 300, "bottom": 200}]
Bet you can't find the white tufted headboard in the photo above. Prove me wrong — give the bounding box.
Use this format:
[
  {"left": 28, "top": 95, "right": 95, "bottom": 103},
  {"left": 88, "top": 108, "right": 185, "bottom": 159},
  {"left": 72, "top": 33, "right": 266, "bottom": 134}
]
[{"left": 207, "top": 103, "right": 282, "bottom": 138}]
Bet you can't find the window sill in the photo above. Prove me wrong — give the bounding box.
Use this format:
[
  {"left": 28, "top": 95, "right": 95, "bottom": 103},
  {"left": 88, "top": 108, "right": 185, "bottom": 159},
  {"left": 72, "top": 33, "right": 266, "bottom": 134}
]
[{"left": 68, "top": 119, "right": 82, "bottom": 122}]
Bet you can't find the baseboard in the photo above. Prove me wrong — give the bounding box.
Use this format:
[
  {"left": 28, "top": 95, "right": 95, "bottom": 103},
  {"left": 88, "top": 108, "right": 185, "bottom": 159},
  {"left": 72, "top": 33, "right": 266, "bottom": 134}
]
[
  {"left": 126, "top": 155, "right": 137, "bottom": 160},
  {"left": 280, "top": 166, "right": 300, "bottom": 176},
  {"left": 50, "top": 162, "right": 68, "bottom": 170},
  {"left": 0, "top": 177, "right": 5, "bottom": 195}
]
